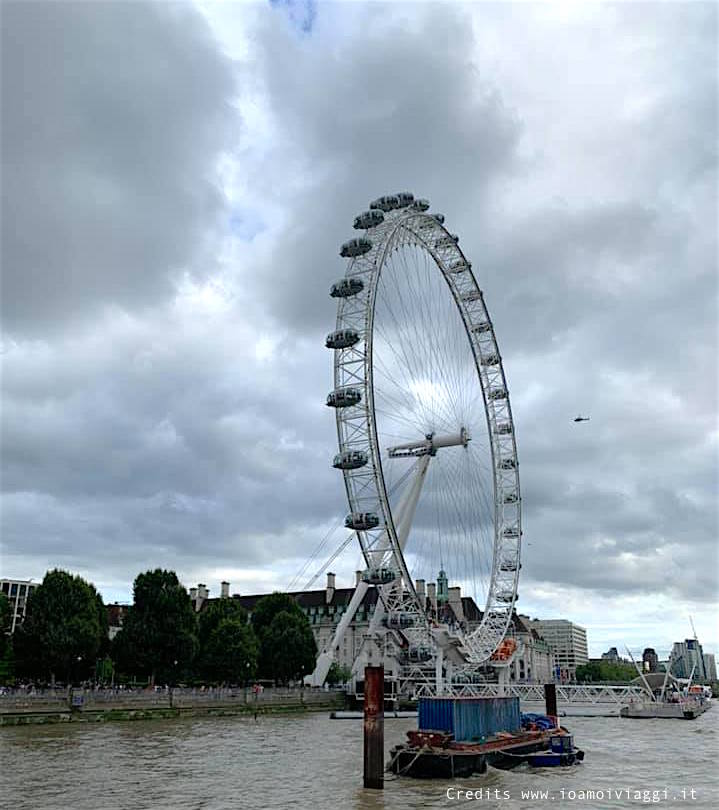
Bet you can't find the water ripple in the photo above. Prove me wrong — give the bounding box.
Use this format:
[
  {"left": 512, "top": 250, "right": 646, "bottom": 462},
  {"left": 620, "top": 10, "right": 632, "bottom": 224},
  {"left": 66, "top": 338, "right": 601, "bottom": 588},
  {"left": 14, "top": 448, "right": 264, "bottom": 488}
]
[{"left": 2, "top": 712, "right": 717, "bottom": 809}]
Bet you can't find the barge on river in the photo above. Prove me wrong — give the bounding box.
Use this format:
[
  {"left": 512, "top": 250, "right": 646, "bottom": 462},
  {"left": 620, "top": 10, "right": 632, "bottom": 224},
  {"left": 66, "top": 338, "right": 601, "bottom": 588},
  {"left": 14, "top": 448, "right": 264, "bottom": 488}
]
[
  {"left": 620, "top": 697, "right": 710, "bottom": 720},
  {"left": 388, "top": 696, "right": 584, "bottom": 779}
]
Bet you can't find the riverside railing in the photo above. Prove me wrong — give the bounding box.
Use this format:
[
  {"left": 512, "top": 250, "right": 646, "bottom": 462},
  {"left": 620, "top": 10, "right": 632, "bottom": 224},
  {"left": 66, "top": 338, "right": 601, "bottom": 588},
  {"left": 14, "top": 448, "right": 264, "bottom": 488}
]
[{"left": 0, "top": 686, "right": 343, "bottom": 714}]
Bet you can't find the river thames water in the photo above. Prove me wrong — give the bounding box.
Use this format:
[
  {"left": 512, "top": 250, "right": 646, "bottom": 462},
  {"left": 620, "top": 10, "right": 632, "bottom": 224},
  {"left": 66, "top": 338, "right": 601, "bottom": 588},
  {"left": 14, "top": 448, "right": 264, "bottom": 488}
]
[{"left": 2, "top": 711, "right": 717, "bottom": 809}]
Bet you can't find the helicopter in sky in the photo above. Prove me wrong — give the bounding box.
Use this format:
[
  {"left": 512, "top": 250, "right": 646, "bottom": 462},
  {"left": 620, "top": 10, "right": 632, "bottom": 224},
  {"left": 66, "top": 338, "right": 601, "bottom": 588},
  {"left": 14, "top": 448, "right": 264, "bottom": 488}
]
[{"left": 573, "top": 415, "right": 590, "bottom": 422}]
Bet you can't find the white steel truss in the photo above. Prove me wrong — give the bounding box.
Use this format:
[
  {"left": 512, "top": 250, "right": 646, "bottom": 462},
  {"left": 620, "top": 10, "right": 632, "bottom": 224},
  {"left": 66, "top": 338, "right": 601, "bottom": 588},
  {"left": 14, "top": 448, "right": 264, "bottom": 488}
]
[{"left": 415, "top": 682, "right": 649, "bottom": 705}]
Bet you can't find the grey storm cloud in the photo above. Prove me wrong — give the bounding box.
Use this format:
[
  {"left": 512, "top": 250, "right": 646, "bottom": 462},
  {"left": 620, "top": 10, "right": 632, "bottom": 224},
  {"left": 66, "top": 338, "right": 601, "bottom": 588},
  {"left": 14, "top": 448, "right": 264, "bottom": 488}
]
[
  {"left": 235, "top": 4, "right": 521, "bottom": 333},
  {"left": 1, "top": 0, "right": 717, "bottom": 629},
  {"left": 1, "top": 0, "right": 236, "bottom": 335}
]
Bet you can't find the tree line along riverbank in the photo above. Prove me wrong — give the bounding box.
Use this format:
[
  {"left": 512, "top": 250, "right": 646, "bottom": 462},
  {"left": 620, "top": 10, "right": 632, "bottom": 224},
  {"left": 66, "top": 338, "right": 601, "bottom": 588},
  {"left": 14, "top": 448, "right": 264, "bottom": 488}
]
[{"left": 1, "top": 568, "right": 339, "bottom": 690}]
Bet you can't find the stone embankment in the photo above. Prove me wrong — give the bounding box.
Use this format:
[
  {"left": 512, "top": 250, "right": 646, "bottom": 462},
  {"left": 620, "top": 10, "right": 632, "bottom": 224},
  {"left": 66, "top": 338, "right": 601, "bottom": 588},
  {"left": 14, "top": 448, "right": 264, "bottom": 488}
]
[{"left": 0, "top": 686, "right": 344, "bottom": 725}]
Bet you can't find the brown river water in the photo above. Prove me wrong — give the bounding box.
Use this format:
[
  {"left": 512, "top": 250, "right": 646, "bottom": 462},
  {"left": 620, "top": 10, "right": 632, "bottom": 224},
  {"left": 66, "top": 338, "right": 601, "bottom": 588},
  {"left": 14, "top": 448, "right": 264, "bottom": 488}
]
[{"left": 2, "top": 711, "right": 717, "bottom": 809}]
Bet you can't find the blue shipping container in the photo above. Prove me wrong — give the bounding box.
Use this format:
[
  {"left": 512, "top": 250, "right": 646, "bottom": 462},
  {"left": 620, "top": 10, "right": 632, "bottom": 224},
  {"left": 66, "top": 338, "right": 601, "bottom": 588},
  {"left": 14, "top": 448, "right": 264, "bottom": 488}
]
[
  {"left": 418, "top": 697, "right": 454, "bottom": 732},
  {"left": 419, "top": 697, "right": 521, "bottom": 742}
]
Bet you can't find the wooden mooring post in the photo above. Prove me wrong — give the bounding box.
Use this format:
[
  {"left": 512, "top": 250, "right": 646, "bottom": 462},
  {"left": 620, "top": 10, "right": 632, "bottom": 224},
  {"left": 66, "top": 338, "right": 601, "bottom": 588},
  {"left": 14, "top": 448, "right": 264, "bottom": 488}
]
[
  {"left": 544, "top": 682, "right": 558, "bottom": 726},
  {"left": 363, "top": 665, "right": 384, "bottom": 789}
]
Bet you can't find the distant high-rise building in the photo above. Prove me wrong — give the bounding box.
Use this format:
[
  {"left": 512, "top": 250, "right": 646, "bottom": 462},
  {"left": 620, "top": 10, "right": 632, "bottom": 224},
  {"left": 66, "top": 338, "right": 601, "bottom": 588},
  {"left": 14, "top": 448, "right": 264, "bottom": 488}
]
[
  {"left": 672, "top": 639, "right": 707, "bottom": 680},
  {"left": 528, "top": 619, "right": 588, "bottom": 682},
  {"left": 642, "top": 648, "right": 659, "bottom": 673},
  {"left": 703, "top": 653, "right": 717, "bottom": 682},
  {"left": 601, "top": 646, "right": 621, "bottom": 662},
  {"left": 0, "top": 578, "right": 38, "bottom": 633}
]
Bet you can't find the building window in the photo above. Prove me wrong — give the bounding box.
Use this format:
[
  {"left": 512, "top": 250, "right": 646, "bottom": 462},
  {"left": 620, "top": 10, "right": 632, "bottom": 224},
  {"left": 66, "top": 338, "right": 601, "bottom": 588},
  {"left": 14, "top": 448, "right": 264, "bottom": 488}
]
[{"left": 10, "top": 583, "right": 18, "bottom": 597}]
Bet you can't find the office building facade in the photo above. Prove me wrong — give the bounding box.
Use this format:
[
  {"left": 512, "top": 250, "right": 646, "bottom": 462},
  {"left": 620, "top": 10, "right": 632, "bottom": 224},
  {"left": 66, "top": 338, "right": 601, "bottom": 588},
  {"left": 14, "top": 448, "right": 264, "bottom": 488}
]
[
  {"left": 527, "top": 618, "right": 588, "bottom": 682},
  {"left": 0, "top": 578, "right": 38, "bottom": 633}
]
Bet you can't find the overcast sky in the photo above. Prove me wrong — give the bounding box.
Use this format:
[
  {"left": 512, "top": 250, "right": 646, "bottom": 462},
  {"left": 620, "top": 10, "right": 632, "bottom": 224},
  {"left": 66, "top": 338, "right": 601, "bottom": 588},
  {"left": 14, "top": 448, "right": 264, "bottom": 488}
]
[{"left": 1, "top": 1, "right": 716, "bottom": 659}]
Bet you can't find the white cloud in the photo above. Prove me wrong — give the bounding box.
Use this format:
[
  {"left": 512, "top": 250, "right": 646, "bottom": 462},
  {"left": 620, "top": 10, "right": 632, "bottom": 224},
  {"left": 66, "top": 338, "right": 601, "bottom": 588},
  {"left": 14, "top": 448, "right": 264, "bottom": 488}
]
[{"left": 1, "top": 1, "right": 716, "bottom": 659}]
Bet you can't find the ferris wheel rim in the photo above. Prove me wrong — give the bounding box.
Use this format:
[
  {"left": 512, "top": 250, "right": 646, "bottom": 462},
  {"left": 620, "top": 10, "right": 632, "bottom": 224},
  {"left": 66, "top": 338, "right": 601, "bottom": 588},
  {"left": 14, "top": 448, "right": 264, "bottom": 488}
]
[{"left": 329, "top": 197, "right": 521, "bottom": 665}]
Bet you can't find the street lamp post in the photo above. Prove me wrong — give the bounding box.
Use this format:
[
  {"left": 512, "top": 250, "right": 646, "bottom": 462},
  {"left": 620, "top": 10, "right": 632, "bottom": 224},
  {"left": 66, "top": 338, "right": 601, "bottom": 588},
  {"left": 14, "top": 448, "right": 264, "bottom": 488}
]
[{"left": 169, "top": 660, "right": 178, "bottom": 709}]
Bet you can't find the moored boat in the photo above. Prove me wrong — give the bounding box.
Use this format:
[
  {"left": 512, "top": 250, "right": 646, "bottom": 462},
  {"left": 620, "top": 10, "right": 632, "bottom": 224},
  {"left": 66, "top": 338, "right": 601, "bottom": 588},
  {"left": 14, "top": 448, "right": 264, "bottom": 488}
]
[
  {"left": 387, "top": 696, "right": 584, "bottom": 778},
  {"left": 620, "top": 698, "right": 710, "bottom": 720},
  {"left": 620, "top": 645, "right": 712, "bottom": 720}
]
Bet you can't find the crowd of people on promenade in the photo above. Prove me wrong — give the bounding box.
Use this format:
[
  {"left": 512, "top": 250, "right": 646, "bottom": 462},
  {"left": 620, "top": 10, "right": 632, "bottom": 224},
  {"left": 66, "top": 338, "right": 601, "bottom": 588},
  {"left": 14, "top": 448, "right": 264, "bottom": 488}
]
[{"left": 0, "top": 682, "right": 307, "bottom": 699}]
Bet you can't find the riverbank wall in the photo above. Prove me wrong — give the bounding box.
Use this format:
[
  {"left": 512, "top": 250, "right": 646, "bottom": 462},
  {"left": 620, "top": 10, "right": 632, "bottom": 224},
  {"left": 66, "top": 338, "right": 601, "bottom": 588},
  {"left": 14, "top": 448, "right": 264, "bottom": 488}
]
[{"left": 0, "top": 687, "right": 344, "bottom": 726}]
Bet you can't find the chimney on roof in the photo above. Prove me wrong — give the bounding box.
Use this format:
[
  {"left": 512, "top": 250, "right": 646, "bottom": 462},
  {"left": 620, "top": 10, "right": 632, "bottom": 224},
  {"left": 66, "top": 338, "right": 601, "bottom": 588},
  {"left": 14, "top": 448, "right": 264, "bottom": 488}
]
[
  {"left": 195, "top": 584, "right": 209, "bottom": 611},
  {"left": 189, "top": 587, "right": 198, "bottom": 601},
  {"left": 448, "top": 586, "right": 464, "bottom": 623},
  {"left": 326, "top": 572, "right": 336, "bottom": 604},
  {"left": 221, "top": 581, "right": 230, "bottom": 599},
  {"left": 355, "top": 570, "right": 362, "bottom": 587},
  {"left": 427, "top": 582, "right": 437, "bottom": 614}
]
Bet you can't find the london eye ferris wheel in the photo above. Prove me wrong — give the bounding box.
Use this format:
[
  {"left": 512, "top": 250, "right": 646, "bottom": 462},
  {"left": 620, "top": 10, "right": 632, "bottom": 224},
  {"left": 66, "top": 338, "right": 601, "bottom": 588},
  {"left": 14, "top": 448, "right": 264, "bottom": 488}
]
[{"left": 311, "top": 192, "right": 521, "bottom": 690}]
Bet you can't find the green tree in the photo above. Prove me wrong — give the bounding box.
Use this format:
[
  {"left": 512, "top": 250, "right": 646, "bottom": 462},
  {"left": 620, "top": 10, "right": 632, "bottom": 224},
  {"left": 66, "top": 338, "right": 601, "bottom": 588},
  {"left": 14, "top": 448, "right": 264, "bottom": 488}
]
[
  {"left": 95, "top": 655, "right": 115, "bottom": 684},
  {"left": 326, "top": 662, "right": 352, "bottom": 687},
  {"left": 13, "top": 569, "right": 105, "bottom": 684},
  {"left": 251, "top": 592, "right": 317, "bottom": 683},
  {"left": 251, "top": 592, "right": 302, "bottom": 638},
  {"left": 113, "top": 569, "right": 197, "bottom": 685},
  {"left": 576, "top": 660, "right": 637, "bottom": 683},
  {"left": 259, "top": 609, "right": 317, "bottom": 684},
  {"left": 575, "top": 662, "right": 598, "bottom": 682},
  {"left": 196, "top": 598, "right": 257, "bottom": 683},
  {"left": 0, "top": 593, "right": 10, "bottom": 636},
  {"left": 202, "top": 618, "right": 258, "bottom": 684},
  {"left": 198, "top": 598, "right": 248, "bottom": 650},
  {"left": 0, "top": 593, "right": 13, "bottom": 684}
]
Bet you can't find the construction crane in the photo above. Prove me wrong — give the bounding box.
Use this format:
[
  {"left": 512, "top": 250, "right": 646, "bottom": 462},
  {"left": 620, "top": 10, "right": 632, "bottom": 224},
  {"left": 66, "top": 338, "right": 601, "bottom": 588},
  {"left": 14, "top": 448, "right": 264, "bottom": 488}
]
[{"left": 688, "top": 615, "right": 707, "bottom": 680}]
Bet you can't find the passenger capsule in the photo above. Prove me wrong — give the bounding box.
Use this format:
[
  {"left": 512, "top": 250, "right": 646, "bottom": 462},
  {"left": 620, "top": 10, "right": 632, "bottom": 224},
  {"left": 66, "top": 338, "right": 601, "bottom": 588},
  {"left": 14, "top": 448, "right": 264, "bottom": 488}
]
[
  {"left": 340, "top": 237, "right": 373, "bottom": 258},
  {"left": 499, "top": 559, "right": 519, "bottom": 572},
  {"left": 410, "top": 198, "right": 430, "bottom": 212},
  {"left": 333, "top": 450, "right": 368, "bottom": 470},
  {"left": 383, "top": 613, "right": 415, "bottom": 629},
  {"left": 325, "top": 329, "right": 360, "bottom": 349},
  {"left": 407, "top": 645, "right": 433, "bottom": 662},
  {"left": 435, "top": 236, "right": 457, "bottom": 249},
  {"left": 395, "top": 192, "right": 414, "bottom": 207},
  {"left": 488, "top": 388, "right": 508, "bottom": 401},
  {"left": 330, "top": 277, "right": 364, "bottom": 298},
  {"left": 344, "top": 512, "right": 379, "bottom": 530},
  {"left": 481, "top": 353, "right": 500, "bottom": 367},
  {"left": 502, "top": 525, "right": 521, "bottom": 537},
  {"left": 503, "top": 492, "right": 519, "bottom": 504},
  {"left": 499, "top": 458, "right": 517, "bottom": 470},
  {"left": 461, "top": 290, "right": 483, "bottom": 303},
  {"left": 432, "top": 214, "right": 445, "bottom": 224},
  {"left": 361, "top": 567, "right": 396, "bottom": 585},
  {"left": 326, "top": 387, "right": 362, "bottom": 408},
  {"left": 448, "top": 259, "right": 471, "bottom": 273},
  {"left": 496, "top": 590, "right": 515, "bottom": 603},
  {"left": 495, "top": 422, "right": 513, "bottom": 435},
  {"left": 472, "top": 321, "right": 491, "bottom": 333},
  {"left": 353, "top": 210, "right": 384, "bottom": 230},
  {"left": 369, "top": 195, "right": 400, "bottom": 212}
]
